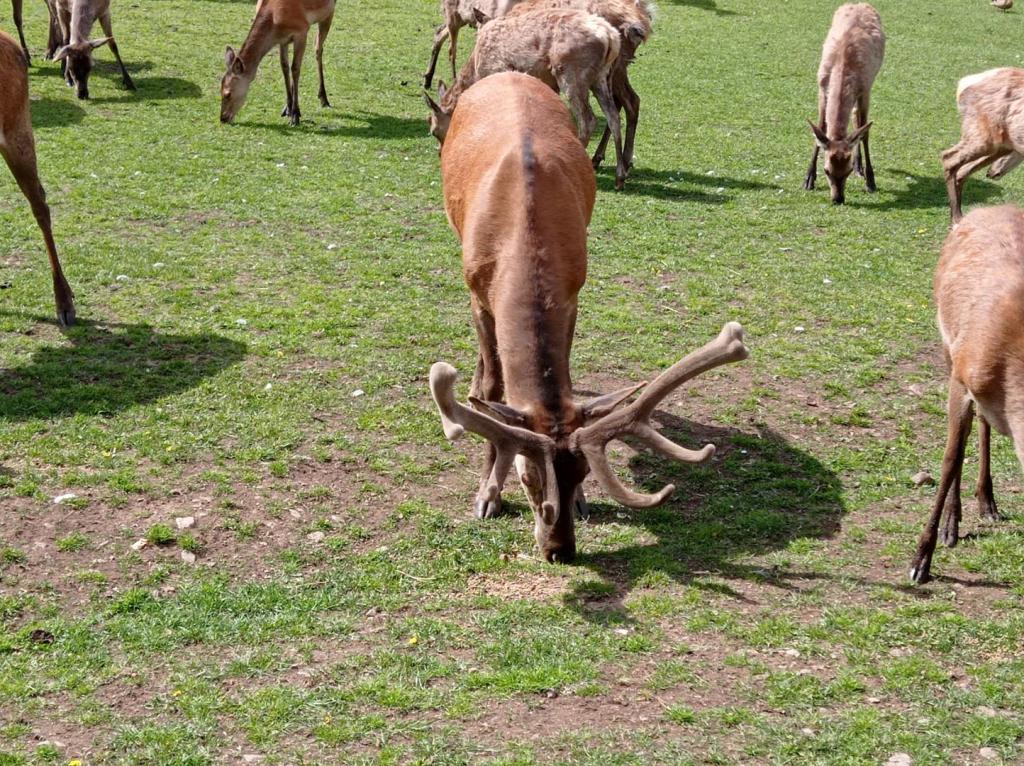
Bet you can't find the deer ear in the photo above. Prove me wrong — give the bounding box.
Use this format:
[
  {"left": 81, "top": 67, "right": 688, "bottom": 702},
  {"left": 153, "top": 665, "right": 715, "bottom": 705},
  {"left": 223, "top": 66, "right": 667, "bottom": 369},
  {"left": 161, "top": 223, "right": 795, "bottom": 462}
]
[
  {"left": 224, "top": 46, "right": 236, "bottom": 67},
  {"left": 87, "top": 36, "right": 112, "bottom": 50},
  {"left": 437, "top": 80, "right": 448, "bottom": 101},
  {"left": 53, "top": 45, "right": 71, "bottom": 61},
  {"left": 848, "top": 121, "right": 872, "bottom": 147},
  {"left": 468, "top": 396, "right": 530, "bottom": 428},
  {"left": 231, "top": 56, "right": 246, "bottom": 74},
  {"left": 472, "top": 7, "right": 492, "bottom": 25},
  {"left": 807, "top": 120, "right": 830, "bottom": 150},
  {"left": 424, "top": 90, "right": 442, "bottom": 115}
]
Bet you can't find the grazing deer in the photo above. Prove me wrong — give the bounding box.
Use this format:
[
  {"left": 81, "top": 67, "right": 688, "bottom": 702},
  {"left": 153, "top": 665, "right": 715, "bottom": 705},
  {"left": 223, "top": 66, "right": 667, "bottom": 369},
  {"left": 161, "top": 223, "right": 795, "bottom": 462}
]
[
  {"left": 423, "top": 0, "right": 527, "bottom": 89},
  {"left": 52, "top": 0, "right": 135, "bottom": 99},
  {"left": 220, "top": 0, "right": 335, "bottom": 125},
  {"left": 425, "top": 7, "right": 630, "bottom": 189},
  {"left": 804, "top": 3, "right": 884, "bottom": 204},
  {"left": 509, "top": 0, "right": 653, "bottom": 174},
  {"left": 429, "top": 71, "right": 747, "bottom": 562},
  {"left": 909, "top": 204, "right": 1024, "bottom": 583},
  {"left": 0, "top": 30, "right": 75, "bottom": 325},
  {"left": 942, "top": 68, "right": 1024, "bottom": 224}
]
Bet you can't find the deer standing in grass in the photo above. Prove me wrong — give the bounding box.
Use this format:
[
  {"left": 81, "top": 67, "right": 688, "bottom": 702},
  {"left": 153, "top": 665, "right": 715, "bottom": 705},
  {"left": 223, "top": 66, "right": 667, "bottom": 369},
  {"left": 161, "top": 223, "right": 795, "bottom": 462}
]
[
  {"left": 220, "top": 0, "right": 335, "bottom": 125},
  {"left": 52, "top": 0, "right": 135, "bottom": 99},
  {"left": 509, "top": 0, "right": 653, "bottom": 175},
  {"left": 909, "top": 204, "right": 1024, "bottom": 583},
  {"left": 804, "top": 3, "right": 884, "bottom": 204},
  {"left": 942, "top": 68, "right": 1024, "bottom": 224},
  {"left": 425, "top": 7, "right": 630, "bottom": 189},
  {"left": 423, "top": 0, "right": 527, "bottom": 89},
  {"left": 0, "top": 30, "right": 75, "bottom": 325},
  {"left": 429, "top": 71, "right": 747, "bottom": 562}
]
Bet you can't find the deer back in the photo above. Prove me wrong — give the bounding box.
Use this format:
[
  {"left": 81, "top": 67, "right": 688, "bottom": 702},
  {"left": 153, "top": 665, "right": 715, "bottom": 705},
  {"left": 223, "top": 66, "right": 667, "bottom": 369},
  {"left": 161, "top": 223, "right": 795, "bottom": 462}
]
[
  {"left": 955, "top": 68, "right": 1024, "bottom": 149},
  {"left": 819, "top": 3, "right": 884, "bottom": 133}
]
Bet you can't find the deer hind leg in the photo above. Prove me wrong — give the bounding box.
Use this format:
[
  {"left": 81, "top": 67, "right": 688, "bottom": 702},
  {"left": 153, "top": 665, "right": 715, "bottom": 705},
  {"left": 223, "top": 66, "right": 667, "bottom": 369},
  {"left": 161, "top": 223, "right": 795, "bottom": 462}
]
[
  {"left": 942, "top": 138, "right": 999, "bottom": 224},
  {"left": 57, "top": 3, "right": 71, "bottom": 84},
  {"left": 288, "top": 32, "right": 309, "bottom": 126},
  {"left": 315, "top": 14, "right": 333, "bottom": 108},
  {"left": 279, "top": 44, "right": 294, "bottom": 117},
  {"left": 13, "top": 0, "right": 30, "bottom": 64},
  {"left": 447, "top": 23, "right": 459, "bottom": 83},
  {"left": 45, "top": 0, "right": 61, "bottom": 59},
  {"left": 591, "top": 78, "right": 626, "bottom": 190},
  {"left": 987, "top": 151, "right": 1023, "bottom": 180},
  {"left": 1, "top": 122, "right": 75, "bottom": 325},
  {"left": 469, "top": 299, "right": 506, "bottom": 519},
  {"left": 910, "top": 375, "right": 973, "bottom": 583},
  {"left": 424, "top": 23, "right": 448, "bottom": 89},
  {"left": 98, "top": 12, "right": 135, "bottom": 90},
  {"left": 975, "top": 415, "right": 1001, "bottom": 521}
]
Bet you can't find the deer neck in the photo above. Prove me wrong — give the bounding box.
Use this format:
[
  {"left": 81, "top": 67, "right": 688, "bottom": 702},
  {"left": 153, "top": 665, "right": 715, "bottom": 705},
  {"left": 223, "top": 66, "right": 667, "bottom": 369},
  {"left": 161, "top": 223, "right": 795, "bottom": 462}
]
[
  {"left": 237, "top": 15, "right": 278, "bottom": 77},
  {"left": 68, "top": 0, "right": 96, "bottom": 44},
  {"left": 825, "top": 58, "right": 854, "bottom": 141}
]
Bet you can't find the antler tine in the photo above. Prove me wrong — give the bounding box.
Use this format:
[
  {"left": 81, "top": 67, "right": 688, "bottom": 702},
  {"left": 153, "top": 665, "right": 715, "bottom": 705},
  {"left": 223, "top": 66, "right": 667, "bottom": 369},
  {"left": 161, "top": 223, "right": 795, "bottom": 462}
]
[{"left": 571, "top": 323, "right": 749, "bottom": 509}]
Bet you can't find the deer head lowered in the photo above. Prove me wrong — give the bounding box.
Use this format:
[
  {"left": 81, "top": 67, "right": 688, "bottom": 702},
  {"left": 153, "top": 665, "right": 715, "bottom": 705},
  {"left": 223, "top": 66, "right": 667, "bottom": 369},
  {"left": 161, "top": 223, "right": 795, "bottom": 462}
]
[{"left": 430, "top": 321, "right": 749, "bottom": 559}]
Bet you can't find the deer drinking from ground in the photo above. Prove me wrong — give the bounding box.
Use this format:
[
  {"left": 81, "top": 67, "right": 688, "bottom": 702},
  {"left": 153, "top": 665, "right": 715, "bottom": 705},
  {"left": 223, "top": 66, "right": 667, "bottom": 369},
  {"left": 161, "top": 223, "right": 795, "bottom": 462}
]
[
  {"left": 428, "top": 71, "right": 747, "bottom": 563},
  {"left": 942, "top": 68, "right": 1024, "bottom": 224},
  {"left": 804, "top": 3, "right": 884, "bottom": 204},
  {"left": 423, "top": 0, "right": 527, "bottom": 89},
  {"left": 508, "top": 0, "right": 653, "bottom": 176},
  {"left": 220, "top": 0, "right": 335, "bottom": 125},
  {"left": 908, "top": 204, "right": 1024, "bottom": 584},
  {"left": 52, "top": 0, "right": 135, "bottom": 99},
  {"left": 425, "top": 7, "right": 631, "bottom": 189},
  {"left": 0, "top": 30, "right": 75, "bottom": 325}
]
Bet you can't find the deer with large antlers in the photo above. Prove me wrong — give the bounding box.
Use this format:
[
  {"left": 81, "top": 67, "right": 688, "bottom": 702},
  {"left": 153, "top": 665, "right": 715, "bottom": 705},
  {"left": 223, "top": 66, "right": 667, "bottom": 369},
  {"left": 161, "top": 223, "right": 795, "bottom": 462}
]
[
  {"left": 942, "top": 68, "right": 1024, "bottom": 224},
  {"left": 52, "top": 0, "right": 135, "bottom": 99},
  {"left": 425, "top": 6, "right": 630, "bottom": 189},
  {"left": 0, "top": 29, "right": 75, "bottom": 324},
  {"left": 804, "top": 3, "right": 884, "bottom": 204},
  {"left": 429, "top": 72, "right": 747, "bottom": 562},
  {"left": 909, "top": 204, "right": 1024, "bottom": 583},
  {"left": 220, "top": 0, "right": 335, "bottom": 125}
]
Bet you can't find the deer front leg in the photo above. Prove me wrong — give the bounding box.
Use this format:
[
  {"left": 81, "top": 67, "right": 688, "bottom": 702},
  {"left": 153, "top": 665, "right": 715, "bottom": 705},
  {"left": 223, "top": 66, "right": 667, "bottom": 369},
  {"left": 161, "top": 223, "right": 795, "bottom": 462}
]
[
  {"left": 1, "top": 131, "right": 75, "bottom": 326},
  {"left": 316, "top": 15, "right": 332, "bottom": 108},
  {"left": 804, "top": 95, "right": 826, "bottom": 191},
  {"left": 279, "top": 43, "right": 294, "bottom": 117},
  {"left": 975, "top": 416, "right": 1000, "bottom": 520},
  {"left": 942, "top": 140, "right": 995, "bottom": 224},
  {"left": 856, "top": 96, "right": 875, "bottom": 192},
  {"left": 45, "top": 0, "right": 61, "bottom": 59},
  {"left": 592, "top": 79, "right": 626, "bottom": 190},
  {"left": 288, "top": 32, "right": 308, "bottom": 126},
  {"left": 470, "top": 300, "right": 505, "bottom": 519},
  {"left": 447, "top": 23, "right": 459, "bottom": 84},
  {"left": 910, "top": 376, "right": 972, "bottom": 583},
  {"left": 13, "top": 0, "right": 30, "bottom": 64},
  {"left": 424, "top": 23, "right": 448, "bottom": 89},
  {"left": 98, "top": 13, "right": 135, "bottom": 90}
]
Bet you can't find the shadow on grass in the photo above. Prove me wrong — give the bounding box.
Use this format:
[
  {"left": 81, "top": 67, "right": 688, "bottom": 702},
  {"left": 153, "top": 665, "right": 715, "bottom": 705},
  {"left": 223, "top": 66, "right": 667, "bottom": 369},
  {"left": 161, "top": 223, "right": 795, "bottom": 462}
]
[
  {"left": 238, "top": 111, "right": 427, "bottom": 140},
  {"left": 849, "top": 167, "right": 1003, "bottom": 211},
  {"left": 597, "top": 166, "right": 777, "bottom": 201},
  {"left": 0, "top": 317, "right": 246, "bottom": 420},
  {"left": 30, "top": 97, "right": 86, "bottom": 128},
  {"left": 662, "top": 0, "right": 740, "bottom": 15},
  {"left": 565, "top": 412, "right": 845, "bottom": 619}
]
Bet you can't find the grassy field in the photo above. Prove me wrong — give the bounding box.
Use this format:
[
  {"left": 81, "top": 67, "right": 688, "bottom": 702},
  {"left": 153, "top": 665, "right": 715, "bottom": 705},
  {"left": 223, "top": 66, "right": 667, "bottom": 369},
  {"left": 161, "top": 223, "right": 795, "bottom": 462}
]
[{"left": 1, "top": 0, "right": 1022, "bottom": 763}]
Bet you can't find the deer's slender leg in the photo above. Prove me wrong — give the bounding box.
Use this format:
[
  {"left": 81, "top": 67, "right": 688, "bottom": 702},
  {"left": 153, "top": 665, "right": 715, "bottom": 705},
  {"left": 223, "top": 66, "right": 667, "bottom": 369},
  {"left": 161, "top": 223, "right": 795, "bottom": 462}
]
[
  {"left": 57, "top": 3, "right": 71, "bottom": 84},
  {"left": 98, "top": 12, "right": 134, "bottom": 89},
  {"left": 592, "top": 79, "right": 626, "bottom": 190},
  {"left": 288, "top": 31, "right": 307, "bottom": 126},
  {"left": 447, "top": 23, "right": 459, "bottom": 83},
  {"left": 975, "top": 415, "right": 1000, "bottom": 521},
  {"left": 856, "top": 94, "right": 875, "bottom": 191},
  {"left": 315, "top": 13, "right": 332, "bottom": 107},
  {"left": 13, "top": 0, "right": 30, "bottom": 64},
  {"left": 942, "top": 139, "right": 999, "bottom": 223},
  {"left": 804, "top": 92, "right": 826, "bottom": 191},
  {"left": 424, "top": 23, "right": 448, "bottom": 89},
  {"left": 469, "top": 297, "right": 505, "bottom": 519},
  {"left": 279, "top": 43, "right": 293, "bottom": 117},
  {"left": 45, "top": 0, "right": 61, "bottom": 59},
  {"left": 1, "top": 121, "right": 75, "bottom": 325},
  {"left": 910, "top": 376, "right": 973, "bottom": 583}
]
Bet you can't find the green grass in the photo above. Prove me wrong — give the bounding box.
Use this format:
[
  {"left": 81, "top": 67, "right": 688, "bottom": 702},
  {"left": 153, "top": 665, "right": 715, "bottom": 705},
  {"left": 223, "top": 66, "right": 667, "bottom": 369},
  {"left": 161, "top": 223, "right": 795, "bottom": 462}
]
[{"left": 1, "top": 0, "right": 1023, "bottom": 763}]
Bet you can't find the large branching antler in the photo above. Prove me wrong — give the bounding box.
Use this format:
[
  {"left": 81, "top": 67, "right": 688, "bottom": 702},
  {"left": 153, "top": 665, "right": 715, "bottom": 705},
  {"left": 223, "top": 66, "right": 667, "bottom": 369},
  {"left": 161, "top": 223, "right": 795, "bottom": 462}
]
[
  {"left": 570, "top": 322, "right": 749, "bottom": 508},
  {"left": 429, "top": 362, "right": 560, "bottom": 521}
]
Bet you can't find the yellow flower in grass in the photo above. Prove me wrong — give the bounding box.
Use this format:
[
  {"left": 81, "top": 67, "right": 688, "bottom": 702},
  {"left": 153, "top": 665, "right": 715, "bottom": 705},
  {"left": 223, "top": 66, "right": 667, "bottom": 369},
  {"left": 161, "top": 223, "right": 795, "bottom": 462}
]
[{"left": 69, "top": 760, "right": 83, "bottom": 766}]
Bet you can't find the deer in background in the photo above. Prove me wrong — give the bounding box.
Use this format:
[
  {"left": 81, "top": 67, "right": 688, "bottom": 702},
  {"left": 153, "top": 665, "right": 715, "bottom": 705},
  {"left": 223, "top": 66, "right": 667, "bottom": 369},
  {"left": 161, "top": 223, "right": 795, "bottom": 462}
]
[
  {"left": 942, "top": 68, "right": 1024, "bottom": 224},
  {"left": 509, "top": 0, "right": 653, "bottom": 175},
  {"left": 0, "top": 30, "right": 75, "bottom": 325},
  {"left": 425, "top": 7, "right": 630, "bottom": 189},
  {"left": 11, "top": 0, "right": 30, "bottom": 62},
  {"left": 423, "top": 0, "right": 527, "bottom": 89},
  {"left": 909, "top": 204, "right": 1024, "bottom": 583},
  {"left": 804, "top": 3, "right": 884, "bottom": 204},
  {"left": 220, "top": 0, "right": 335, "bottom": 125},
  {"left": 52, "top": 0, "right": 135, "bottom": 99},
  {"left": 429, "top": 71, "right": 747, "bottom": 562}
]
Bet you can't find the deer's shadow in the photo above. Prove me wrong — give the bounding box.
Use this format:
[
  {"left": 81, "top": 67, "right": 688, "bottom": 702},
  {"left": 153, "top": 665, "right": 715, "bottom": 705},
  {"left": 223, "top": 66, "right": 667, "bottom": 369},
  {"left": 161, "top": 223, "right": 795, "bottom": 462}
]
[{"left": 849, "top": 167, "right": 1004, "bottom": 212}]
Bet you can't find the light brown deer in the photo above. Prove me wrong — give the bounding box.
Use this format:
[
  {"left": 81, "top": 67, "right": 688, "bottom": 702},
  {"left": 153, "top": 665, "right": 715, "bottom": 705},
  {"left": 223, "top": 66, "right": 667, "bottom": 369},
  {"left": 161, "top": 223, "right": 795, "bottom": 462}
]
[
  {"left": 509, "top": 0, "right": 653, "bottom": 173},
  {"left": 423, "top": 0, "right": 528, "bottom": 89},
  {"left": 804, "top": 3, "right": 884, "bottom": 204},
  {"left": 220, "top": 0, "right": 335, "bottom": 125},
  {"left": 429, "top": 71, "right": 747, "bottom": 562},
  {"left": 424, "top": 7, "right": 630, "bottom": 188},
  {"left": 909, "top": 204, "right": 1024, "bottom": 583},
  {"left": 0, "top": 30, "right": 75, "bottom": 325},
  {"left": 942, "top": 68, "right": 1024, "bottom": 224},
  {"left": 52, "top": 0, "right": 135, "bottom": 99}
]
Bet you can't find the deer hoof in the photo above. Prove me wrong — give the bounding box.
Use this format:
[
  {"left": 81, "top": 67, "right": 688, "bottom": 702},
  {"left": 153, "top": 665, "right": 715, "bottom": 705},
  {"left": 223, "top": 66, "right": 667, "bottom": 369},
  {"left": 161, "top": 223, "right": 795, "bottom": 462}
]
[
  {"left": 474, "top": 496, "right": 501, "bottom": 519},
  {"left": 908, "top": 561, "right": 931, "bottom": 584},
  {"left": 977, "top": 496, "right": 1001, "bottom": 521},
  {"left": 56, "top": 306, "right": 76, "bottom": 327},
  {"left": 803, "top": 176, "right": 816, "bottom": 191}
]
